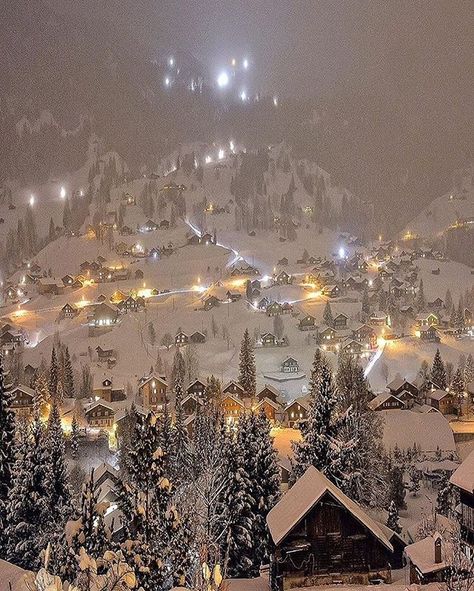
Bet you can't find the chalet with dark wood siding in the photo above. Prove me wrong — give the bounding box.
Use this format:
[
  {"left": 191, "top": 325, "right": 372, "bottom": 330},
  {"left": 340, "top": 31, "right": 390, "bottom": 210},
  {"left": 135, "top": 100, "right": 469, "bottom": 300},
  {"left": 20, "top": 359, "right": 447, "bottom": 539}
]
[
  {"left": 321, "top": 284, "right": 340, "bottom": 298},
  {"left": 274, "top": 270, "right": 292, "bottom": 285},
  {"left": 267, "top": 302, "right": 283, "bottom": 317},
  {"left": 267, "top": 466, "right": 395, "bottom": 589},
  {"left": 175, "top": 331, "right": 189, "bottom": 346},
  {"left": 186, "top": 379, "right": 206, "bottom": 398},
  {"left": 220, "top": 393, "right": 245, "bottom": 424},
  {"left": 181, "top": 394, "right": 203, "bottom": 416},
  {"left": 333, "top": 313, "right": 349, "bottom": 330},
  {"left": 386, "top": 377, "right": 418, "bottom": 399},
  {"left": 9, "top": 385, "right": 35, "bottom": 418},
  {"left": 298, "top": 315, "right": 317, "bottom": 331},
  {"left": 428, "top": 390, "right": 456, "bottom": 415},
  {"left": 85, "top": 400, "right": 115, "bottom": 429},
  {"left": 450, "top": 450, "right": 474, "bottom": 553},
  {"left": 62, "top": 274, "right": 75, "bottom": 286},
  {"left": 369, "top": 392, "right": 405, "bottom": 411},
  {"left": 61, "top": 303, "right": 78, "bottom": 319},
  {"left": 261, "top": 332, "right": 277, "bottom": 347},
  {"left": 254, "top": 397, "right": 280, "bottom": 423},
  {"left": 222, "top": 380, "right": 245, "bottom": 398},
  {"left": 284, "top": 396, "right": 310, "bottom": 428},
  {"left": 139, "top": 375, "right": 168, "bottom": 413},
  {"left": 258, "top": 384, "right": 281, "bottom": 404},
  {"left": 190, "top": 331, "right": 206, "bottom": 344},
  {"left": 281, "top": 356, "right": 299, "bottom": 373}
]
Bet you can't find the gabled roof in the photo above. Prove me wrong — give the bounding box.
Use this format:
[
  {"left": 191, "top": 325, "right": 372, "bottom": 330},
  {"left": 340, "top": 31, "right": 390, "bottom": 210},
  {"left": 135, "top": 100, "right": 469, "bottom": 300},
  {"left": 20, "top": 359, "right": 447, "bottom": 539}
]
[
  {"left": 10, "top": 384, "right": 35, "bottom": 398},
  {"left": 85, "top": 399, "right": 114, "bottom": 414},
  {"left": 221, "top": 392, "right": 245, "bottom": 407},
  {"left": 387, "top": 375, "right": 412, "bottom": 391},
  {"left": 140, "top": 374, "right": 168, "bottom": 388},
  {"left": 404, "top": 533, "right": 447, "bottom": 575},
  {"left": 285, "top": 395, "right": 311, "bottom": 412},
  {"left": 369, "top": 392, "right": 404, "bottom": 410},
  {"left": 267, "top": 466, "right": 393, "bottom": 550},
  {"left": 255, "top": 397, "right": 281, "bottom": 411},
  {"left": 450, "top": 450, "right": 474, "bottom": 494},
  {"left": 429, "top": 389, "right": 451, "bottom": 401}
]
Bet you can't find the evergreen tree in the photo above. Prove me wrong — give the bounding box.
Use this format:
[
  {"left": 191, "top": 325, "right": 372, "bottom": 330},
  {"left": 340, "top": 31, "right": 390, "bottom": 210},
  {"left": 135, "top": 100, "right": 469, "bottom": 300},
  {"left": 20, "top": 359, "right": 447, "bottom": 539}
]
[
  {"left": 49, "top": 347, "right": 59, "bottom": 401},
  {"left": 464, "top": 353, "right": 474, "bottom": 386},
  {"left": 224, "top": 437, "right": 255, "bottom": 578},
  {"left": 6, "top": 417, "right": 52, "bottom": 569},
  {"left": 444, "top": 289, "right": 453, "bottom": 314},
  {"left": 386, "top": 500, "right": 401, "bottom": 534},
  {"left": 361, "top": 285, "right": 370, "bottom": 316},
  {"left": 48, "top": 217, "right": 56, "bottom": 241},
  {"left": 63, "top": 346, "right": 74, "bottom": 398},
  {"left": 408, "top": 467, "right": 421, "bottom": 496},
  {"left": 416, "top": 279, "right": 426, "bottom": 311},
  {"left": 205, "top": 375, "right": 221, "bottom": 401},
  {"left": 291, "top": 365, "right": 341, "bottom": 484},
  {"left": 436, "top": 473, "right": 457, "bottom": 517},
  {"left": 388, "top": 467, "right": 406, "bottom": 510},
  {"left": 70, "top": 413, "right": 79, "bottom": 460},
  {"left": 171, "top": 353, "right": 191, "bottom": 484},
  {"left": 238, "top": 329, "right": 256, "bottom": 397},
  {"left": 0, "top": 355, "right": 16, "bottom": 551},
  {"left": 452, "top": 368, "right": 465, "bottom": 415},
  {"left": 323, "top": 300, "right": 333, "bottom": 326},
  {"left": 431, "top": 348, "right": 447, "bottom": 389},
  {"left": 46, "top": 401, "right": 72, "bottom": 518}
]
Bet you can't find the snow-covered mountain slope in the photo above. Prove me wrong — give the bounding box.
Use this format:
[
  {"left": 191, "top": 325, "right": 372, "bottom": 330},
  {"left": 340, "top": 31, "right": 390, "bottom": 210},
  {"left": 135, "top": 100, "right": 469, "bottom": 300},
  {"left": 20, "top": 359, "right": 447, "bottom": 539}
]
[{"left": 403, "top": 164, "right": 474, "bottom": 238}]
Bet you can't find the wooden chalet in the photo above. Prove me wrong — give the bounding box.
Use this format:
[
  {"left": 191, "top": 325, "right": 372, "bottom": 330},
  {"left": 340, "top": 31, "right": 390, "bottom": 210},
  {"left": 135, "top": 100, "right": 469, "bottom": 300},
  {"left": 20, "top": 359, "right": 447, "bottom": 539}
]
[
  {"left": 267, "top": 467, "right": 396, "bottom": 589},
  {"left": 258, "top": 384, "right": 281, "bottom": 404},
  {"left": 186, "top": 379, "right": 206, "bottom": 398},
  {"left": 321, "top": 284, "right": 340, "bottom": 298},
  {"left": 9, "top": 384, "right": 35, "bottom": 418},
  {"left": 139, "top": 375, "right": 168, "bottom": 413},
  {"left": 181, "top": 394, "right": 204, "bottom": 417},
  {"left": 386, "top": 377, "right": 418, "bottom": 399},
  {"left": 85, "top": 400, "right": 115, "bottom": 429},
  {"left": 61, "top": 302, "right": 78, "bottom": 319},
  {"left": 93, "top": 376, "right": 125, "bottom": 403},
  {"left": 298, "top": 315, "right": 317, "bottom": 331},
  {"left": 333, "top": 313, "right": 349, "bottom": 330},
  {"left": 222, "top": 380, "right": 245, "bottom": 398},
  {"left": 428, "top": 389, "right": 456, "bottom": 415},
  {"left": 404, "top": 533, "right": 448, "bottom": 585},
  {"left": 369, "top": 392, "right": 405, "bottom": 411},
  {"left": 450, "top": 450, "right": 474, "bottom": 552},
  {"left": 274, "top": 270, "right": 292, "bottom": 285},
  {"left": 90, "top": 303, "right": 119, "bottom": 327},
  {"left": 261, "top": 332, "right": 278, "bottom": 347},
  {"left": 175, "top": 330, "right": 189, "bottom": 346},
  {"left": 281, "top": 356, "right": 299, "bottom": 373},
  {"left": 419, "top": 325, "right": 440, "bottom": 342},
  {"left": 190, "top": 331, "right": 206, "bottom": 344},
  {"left": 220, "top": 393, "right": 245, "bottom": 425},
  {"left": 284, "top": 396, "right": 310, "bottom": 428},
  {"left": 254, "top": 397, "right": 281, "bottom": 423}
]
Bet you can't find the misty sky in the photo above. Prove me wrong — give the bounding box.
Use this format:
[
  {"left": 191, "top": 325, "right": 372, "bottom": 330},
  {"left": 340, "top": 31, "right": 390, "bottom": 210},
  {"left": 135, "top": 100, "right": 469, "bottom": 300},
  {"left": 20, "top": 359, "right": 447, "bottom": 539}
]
[{"left": 56, "top": 0, "right": 473, "bottom": 107}]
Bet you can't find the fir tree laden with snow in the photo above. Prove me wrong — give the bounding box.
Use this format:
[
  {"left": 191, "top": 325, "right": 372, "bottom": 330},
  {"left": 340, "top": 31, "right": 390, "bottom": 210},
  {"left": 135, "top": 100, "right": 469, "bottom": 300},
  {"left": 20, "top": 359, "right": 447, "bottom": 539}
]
[
  {"left": 431, "top": 348, "right": 447, "bottom": 390},
  {"left": 323, "top": 300, "right": 333, "bottom": 327},
  {"left": 6, "top": 416, "right": 52, "bottom": 569},
  {"left": 171, "top": 349, "right": 191, "bottom": 484},
  {"left": 386, "top": 500, "right": 401, "bottom": 534},
  {"left": 49, "top": 346, "right": 59, "bottom": 401},
  {"left": 238, "top": 329, "right": 256, "bottom": 397},
  {"left": 291, "top": 364, "right": 342, "bottom": 485},
  {"left": 0, "top": 354, "right": 16, "bottom": 554},
  {"left": 46, "top": 401, "right": 72, "bottom": 520}
]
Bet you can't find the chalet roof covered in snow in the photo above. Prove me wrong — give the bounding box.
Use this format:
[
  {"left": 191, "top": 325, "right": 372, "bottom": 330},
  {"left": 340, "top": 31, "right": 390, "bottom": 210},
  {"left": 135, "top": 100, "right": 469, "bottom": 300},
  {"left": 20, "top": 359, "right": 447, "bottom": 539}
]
[
  {"left": 450, "top": 450, "right": 474, "bottom": 493},
  {"left": 380, "top": 410, "right": 456, "bottom": 453},
  {"left": 0, "top": 559, "right": 29, "bottom": 591},
  {"left": 266, "top": 466, "right": 393, "bottom": 550},
  {"left": 404, "top": 533, "right": 447, "bottom": 575}
]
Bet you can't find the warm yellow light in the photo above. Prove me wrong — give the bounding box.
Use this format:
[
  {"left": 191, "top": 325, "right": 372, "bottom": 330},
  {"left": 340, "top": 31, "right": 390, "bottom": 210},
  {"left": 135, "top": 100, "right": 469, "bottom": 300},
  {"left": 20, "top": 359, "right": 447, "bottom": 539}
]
[
  {"left": 230, "top": 278, "right": 246, "bottom": 288},
  {"left": 306, "top": 290, "right": 321, "bottom": 299}
]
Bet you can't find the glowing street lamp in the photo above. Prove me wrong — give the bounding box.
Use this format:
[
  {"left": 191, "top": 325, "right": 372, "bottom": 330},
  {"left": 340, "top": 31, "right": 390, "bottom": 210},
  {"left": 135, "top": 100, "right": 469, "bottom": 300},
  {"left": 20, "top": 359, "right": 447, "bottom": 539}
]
[
  {"left": 218, "top": 149, "right": 225, "bottom": 160},
  {"left": 217, "top": 71, "right": 229, "bottom": 88},
  {"left": 338, "top": 246, "right": 346, "bottom": 259},
  {"left": 164, "top": 76, "right": 170, "bottom": 87},
  {"left": 231, "top": 58, "right": 236, "bottom": 67},
  {"left": 239, "top": 89, "right": 247, "bottom": 102},
  {"left": 60, "top": 186, "right": 66, "bottom": 199},
  {"left": 168, "top": 56, "right": 175, "bottom": 67},
  {"left": 29, "top": 194, "right": 35, "bottom": 206},
  {"left": 243, "top": 58, "right": 249, "bottom": 70},
  {"left": 273, "top": 95, "right": 279, "bottom": 107}
]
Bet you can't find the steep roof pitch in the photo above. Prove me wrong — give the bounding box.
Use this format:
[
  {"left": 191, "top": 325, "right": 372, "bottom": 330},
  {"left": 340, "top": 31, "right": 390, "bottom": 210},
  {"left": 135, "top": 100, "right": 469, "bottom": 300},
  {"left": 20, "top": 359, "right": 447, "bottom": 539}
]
[
  {"left": 450, "top": 450, "right": 474, "bottom": 494},
  {"left": 267, "top": 466, "right": 393, "bottom": 551}
]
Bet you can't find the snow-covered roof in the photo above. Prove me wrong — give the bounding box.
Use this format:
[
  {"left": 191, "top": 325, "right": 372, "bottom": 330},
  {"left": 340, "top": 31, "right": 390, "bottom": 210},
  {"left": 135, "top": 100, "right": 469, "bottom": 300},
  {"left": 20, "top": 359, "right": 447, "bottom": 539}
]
[
  {"left": 429, "top": 389, "right": 450, "bottom": 401},
  {"left": 368, "top": 392, "right": 403, "bottom": 410},
  {"left": 0, "top": 559, "right": 29, "bottom": 591},
  {"left": 386, "top": 375, "right": 410, "bottom": 391},
  {"left": 450, "top": 450, "right": 474, "bottom": 493},
  {"left": 404, "top": 533, "right": 447, "bottom": 575},
  {"left": 266, "top": 466, "right": 393, "bottom": 551},
  {"left": 380, "top": 410, "right": 456, "bottom": 453}
]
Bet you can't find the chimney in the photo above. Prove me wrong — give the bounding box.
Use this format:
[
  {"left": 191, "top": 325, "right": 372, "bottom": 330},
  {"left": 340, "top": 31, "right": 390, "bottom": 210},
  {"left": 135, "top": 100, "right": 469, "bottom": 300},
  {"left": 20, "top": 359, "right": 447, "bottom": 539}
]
[{"left": 434, "top": 533, "right": 442, "bottom": 564}]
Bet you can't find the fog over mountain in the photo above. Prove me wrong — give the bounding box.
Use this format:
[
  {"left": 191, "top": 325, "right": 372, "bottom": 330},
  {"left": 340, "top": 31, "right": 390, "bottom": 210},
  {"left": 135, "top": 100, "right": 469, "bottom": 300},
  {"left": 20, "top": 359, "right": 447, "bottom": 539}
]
[{"left": 1, "top": 0, "right": 473, "bottom": 233}]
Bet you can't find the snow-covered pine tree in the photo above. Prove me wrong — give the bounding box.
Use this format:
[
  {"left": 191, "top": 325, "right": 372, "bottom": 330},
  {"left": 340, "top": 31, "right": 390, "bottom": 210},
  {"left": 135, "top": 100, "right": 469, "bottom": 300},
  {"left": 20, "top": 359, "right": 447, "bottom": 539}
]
[
  {"left": 63, "top": 346, "right": 74, "bottom": 398},
  {"left": 436, "top": 473, "right": 457, "bottom": 517},
  {"left": 49, "top": 346, "right": 59, "bottom": 401},
  {"left": 0, "top": 355, "right": 16, "bottom": 553},
  {"left": 238, "top": 329, "right": 256, "bottom": 397},
  {"left": 322, "top": 300, "right": 333, "bottom": 327},
  {"left": 70, "top": 413, "right": 79, "bottom": 460},
  {"left": 464, "top": 353, "right": 474, "bottom": 386},
  {"left": 415, "top": 279, "right": 426, "bottom": 311},
  {"left": 46, "top": 401, "right": 72, "bottom": 519},
  {"left": 361, "top": 285, "right": 370, "bottom": 316},
  {"left": 291, "top": 364, "right": 341, "bottom": 484},
  {"left": 6, "top": 416, "right": 52, "bottom": 569},
  {"left": 253, "top": 410, "right": 281, "bottom": 566},
  {"left": 205, "top": 374, "right": 222, "bottom": 401},
  {"left": 386, "top": 500, "right": 401, "bottom": 534},
  {"left": 171, "top": 355, "right": 191, "bottom": 484},
  {"left": 336, "top": 355, "right": 386, "bottom": 506},
  {"left": 223, "top": 436, "right": 256, "bottom": 578},
  {"left": 431, "top": 348, "right": 447, "bottom": 389},
  {"left": 388, "top": 466, "right": 407, "bottom": 510}
]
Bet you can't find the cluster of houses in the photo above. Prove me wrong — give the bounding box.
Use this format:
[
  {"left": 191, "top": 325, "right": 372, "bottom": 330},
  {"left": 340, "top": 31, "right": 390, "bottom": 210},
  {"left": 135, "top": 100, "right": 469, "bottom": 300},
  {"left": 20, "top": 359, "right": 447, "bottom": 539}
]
[
  {"left": 0, "top": 321, "right": 27, "bottom": 355},
  {"left": 368, "top": 374, "right": 472, "bottom": 416}
]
